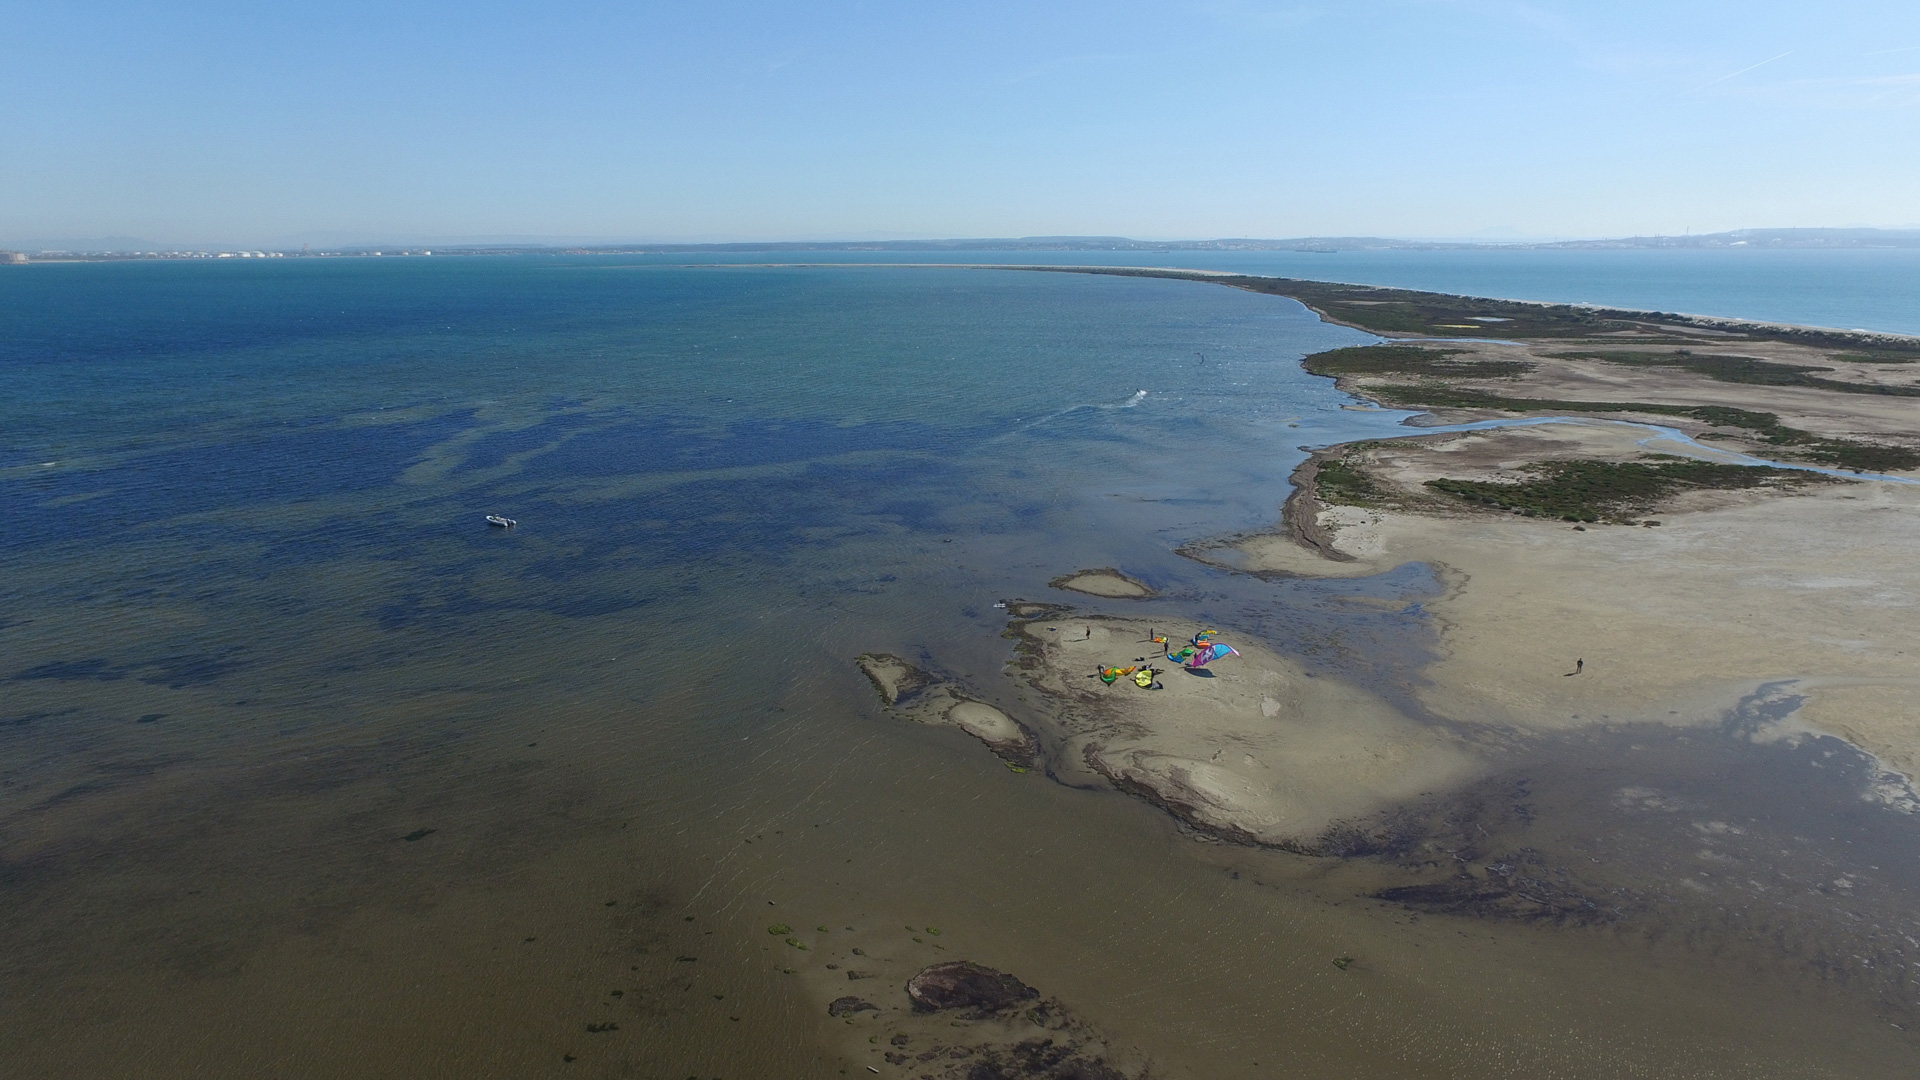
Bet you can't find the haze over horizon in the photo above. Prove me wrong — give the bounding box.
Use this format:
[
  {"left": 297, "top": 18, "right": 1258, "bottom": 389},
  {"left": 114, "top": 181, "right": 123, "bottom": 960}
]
[{"left": 5, "top": 1, "right": 1919, "bottom": 247}]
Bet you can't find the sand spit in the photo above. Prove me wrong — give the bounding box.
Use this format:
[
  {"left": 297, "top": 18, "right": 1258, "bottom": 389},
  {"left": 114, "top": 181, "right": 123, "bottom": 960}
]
[
  {"left": 1226, "top": 426, "right": 1920, "bottom": 791},
  {"left": 1003, "top": 616, "right": 1479, "bottom": 851},
  {"left": 1049, "top": 568, "right": 1155, "bottom": 599},
  {"left": 856, "top": 653, "right": 1037, "bottom": 764}
]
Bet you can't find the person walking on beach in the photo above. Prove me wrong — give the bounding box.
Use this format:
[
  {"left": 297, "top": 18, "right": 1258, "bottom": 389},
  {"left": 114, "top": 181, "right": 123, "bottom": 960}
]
[{"left": 1576, "top": 658, "right": 1584, "bottom": 674}]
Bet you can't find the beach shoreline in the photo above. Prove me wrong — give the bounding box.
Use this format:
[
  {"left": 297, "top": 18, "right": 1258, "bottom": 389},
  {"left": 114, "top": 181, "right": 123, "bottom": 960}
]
[{"left": 1133, "top": 271, "right": 1920, "bottom": 797}]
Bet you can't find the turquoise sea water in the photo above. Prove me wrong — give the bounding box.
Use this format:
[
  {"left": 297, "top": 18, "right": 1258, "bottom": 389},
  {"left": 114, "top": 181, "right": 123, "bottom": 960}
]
[{"left": 4, "top": 255, "right": 1919, "bottom": 1078}]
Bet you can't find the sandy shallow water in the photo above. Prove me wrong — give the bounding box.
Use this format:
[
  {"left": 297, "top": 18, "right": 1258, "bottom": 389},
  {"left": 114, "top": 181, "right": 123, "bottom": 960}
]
[{"left": 6, "top": 260, "right": 1920, "bottom": 1077}]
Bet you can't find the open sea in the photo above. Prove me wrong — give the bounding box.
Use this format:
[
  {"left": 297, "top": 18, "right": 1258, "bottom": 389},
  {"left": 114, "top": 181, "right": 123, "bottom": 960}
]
[{"left": 4, "top": 252, "right": 1919, "bottom": 1078}]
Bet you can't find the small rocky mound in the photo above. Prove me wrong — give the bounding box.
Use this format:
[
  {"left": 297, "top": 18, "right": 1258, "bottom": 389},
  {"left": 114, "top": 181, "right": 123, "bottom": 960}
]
[
  {"left": 907, "top": 961, "right": 1039, "bottom": 1015},
  {"left": 827, "top": 995, "right": 878, "bottom": 1017},
  {"left": 856, "top": 653, "right": 931, "bottom": 706},
  {"left": 854, "top": 656, "right": 1038, "bottom": 766},
  {"left": 841, "top": 961, "right": 1147, "bottom": 1079}
]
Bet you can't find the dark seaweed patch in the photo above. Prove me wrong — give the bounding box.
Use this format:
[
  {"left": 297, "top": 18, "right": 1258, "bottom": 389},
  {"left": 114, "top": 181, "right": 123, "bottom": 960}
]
[
  {"left": 14, "top": 657, "right": 128, "bottom": 681},
  {"left": 138, "top": 649, "right": 250, "bottom": 688}
]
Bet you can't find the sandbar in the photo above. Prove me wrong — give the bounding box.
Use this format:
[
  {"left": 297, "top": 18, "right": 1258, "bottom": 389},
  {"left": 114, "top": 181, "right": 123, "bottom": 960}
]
[
  {"left": 1049, "top": 568, "right": 1155, "bottom": 599},
  {"left": 1003, "top": 616, "right": 1478, "bottom": 851}
]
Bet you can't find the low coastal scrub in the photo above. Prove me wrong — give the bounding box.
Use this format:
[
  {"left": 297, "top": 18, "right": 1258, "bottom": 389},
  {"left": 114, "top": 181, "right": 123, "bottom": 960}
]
[
  {"left": 1223, "top": 277, "right": 1668, "bottom": 338},
  {"left": 1833, "top": 350, "right": 1920, "bottom": 364},
  {"left": 1685, "top": 407, "right": 1920, "bottom": 471},
  {"left": 1361, "top": 386, "right": 1920, "bottom": 473},
  {"left": 1313, "top": 456, "right": 1388, "bottom": 506},
  {"left": 1425, "top": 459, "right": 1815, "bottom": 523},
  {"left": 1301, "top": 345, "right": 1532, "bottom": 379},
  {"left": 1363, "top": 383, "right": 1674, "bottom": 415},
  {"left": 1551, "top": 349, "right": 1920, "bottom": 398},
  {"left": 1046, "top": 268, "right": 1920, "bottom": 359}
]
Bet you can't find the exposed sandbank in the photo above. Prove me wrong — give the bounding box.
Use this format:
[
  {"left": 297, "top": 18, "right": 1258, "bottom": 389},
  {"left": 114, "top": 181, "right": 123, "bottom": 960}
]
[
  {"left": 1227, "top": 423, "right": 1920, "bottom": 794},
  {"left": 857, "top": 653, "right": 1036, "bottom": 763},
  {"left": 1049, "top": 568, "right": 1155, "bottom": 599},
  {"left": 1000, "top": 616, "right": 1478, "bottom": 851}
]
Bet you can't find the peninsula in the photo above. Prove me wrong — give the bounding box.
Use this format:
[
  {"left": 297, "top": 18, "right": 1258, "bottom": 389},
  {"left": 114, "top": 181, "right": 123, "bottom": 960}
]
[
  {"left": 883, "top": 266, "right": 1920, "bottom": 854},
  {"left": 1075, "top": 267, "right": 1920, "bottom": 805}
]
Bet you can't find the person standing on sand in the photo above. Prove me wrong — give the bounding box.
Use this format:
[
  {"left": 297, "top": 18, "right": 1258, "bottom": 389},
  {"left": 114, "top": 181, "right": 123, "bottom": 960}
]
[{"left": 1577, "top": 658, "right": 1584, "bottom": 674}]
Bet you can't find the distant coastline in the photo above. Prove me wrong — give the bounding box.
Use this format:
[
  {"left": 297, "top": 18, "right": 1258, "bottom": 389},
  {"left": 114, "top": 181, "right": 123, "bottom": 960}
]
[{"left": 8, "top": 226, "right": 1920, "bottom": 262}]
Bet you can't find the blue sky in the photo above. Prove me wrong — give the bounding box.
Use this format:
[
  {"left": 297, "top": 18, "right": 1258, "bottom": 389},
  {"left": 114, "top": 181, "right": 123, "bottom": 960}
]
[{"left": 3, "top": 1, "right": 1918, "bottom": 245}]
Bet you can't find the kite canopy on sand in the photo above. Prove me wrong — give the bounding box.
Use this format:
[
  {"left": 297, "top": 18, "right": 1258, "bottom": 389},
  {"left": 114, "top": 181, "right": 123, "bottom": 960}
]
[
  {"left": 1186, "top": 642, "right": 1238, "bottom": 668},
  {"left": 1147, "top": 628, "right": 1239, "bottom": 669}
]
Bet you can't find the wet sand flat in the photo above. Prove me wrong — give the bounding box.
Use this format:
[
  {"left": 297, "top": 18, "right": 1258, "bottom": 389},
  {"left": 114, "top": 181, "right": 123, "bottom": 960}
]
[{"left": 1232, "top": 442, "right": 1920, "bottom": 791}]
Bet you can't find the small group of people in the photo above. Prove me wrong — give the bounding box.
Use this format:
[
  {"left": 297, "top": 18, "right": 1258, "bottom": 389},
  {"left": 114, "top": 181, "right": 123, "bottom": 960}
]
[{"left": 1092, "top": 627, "right": 1239, "bottom": 691}]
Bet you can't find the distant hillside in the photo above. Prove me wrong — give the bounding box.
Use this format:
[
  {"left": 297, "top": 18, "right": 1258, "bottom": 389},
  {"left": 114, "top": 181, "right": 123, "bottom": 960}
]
[
  {"left": 577, "top": 236, "right": 1429, "bottom": 253},
  {"left": 1539, "top": 228, "right": 1920, "bottom": 250},
  {"left": 554, "top": 229, "right": 1920, "bottom": 255},
  {"left": 16, "top": 228, "right": 1920, "bottom": 259}
]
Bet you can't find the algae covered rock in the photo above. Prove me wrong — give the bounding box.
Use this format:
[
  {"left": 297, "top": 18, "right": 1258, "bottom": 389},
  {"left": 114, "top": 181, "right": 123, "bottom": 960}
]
[{"left": 905, "top": 961, "right": 1039, "bottom": 1014}]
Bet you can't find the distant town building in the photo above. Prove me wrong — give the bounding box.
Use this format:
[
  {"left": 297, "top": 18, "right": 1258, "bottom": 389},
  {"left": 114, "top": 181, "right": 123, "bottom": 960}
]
[{"left": 2, "top": 251, "right": 26, "bottom": 264}]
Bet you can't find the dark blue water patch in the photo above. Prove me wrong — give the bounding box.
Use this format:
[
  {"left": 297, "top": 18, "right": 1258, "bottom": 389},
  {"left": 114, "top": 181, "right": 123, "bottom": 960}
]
[
  {"left": 859, "top": 494, "right": 951, "bottom": 535},
  {"left": 509, "top": 454, "right": 980, "bottom": 576},
  {"left": 449, "top": 413, "right": 603, "bottom": 475},
  {"left": 14, "top": 658, "right": 128, "bottom": 681},
  {"left": 373, "top": 590, "right": 516, "bottom": 630},
  {"left": 11, "top": 649, "right": 249, "bottom": 688},
  {"left": 0, "top": 708, "right": 79, "bottom": 728},
  {"left": 1, "top": 411, "right": 474, "bottom": 551},
  {"left": 0, "top": 258, "right": 800, "bottom": 368},
  {"left": 521, "top": 413, "right": 968, "bottom": 481},
  {"left": 138, "top": 649, "right": 251, "bottom": 689}
]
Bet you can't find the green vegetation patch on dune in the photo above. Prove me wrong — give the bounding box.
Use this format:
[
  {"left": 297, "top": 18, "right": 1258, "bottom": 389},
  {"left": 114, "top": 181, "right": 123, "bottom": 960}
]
[
  {"left": 1027, "top": 266, "right": 1920, "bottom": 356},
  {"left": 1685, "top": 406, "right": 1920, "bottom": 471},
  {"left": 1426, "top": 459, "right": 1818, "bottom": 523},
  {"left": 1226, "top": 277, "right": 1624, "bottom": 338},
  {"left": 1358, "top": 386, "right": 1920, "bottom": 473},
  {"left": 1302, "top": 344, "right": 1533, "bottom": 379},
  {"left": 1552, "top": 349, "right": 1920, "bottom": 397},
  {"left": 1314, "top": 456, "right": 1389, "bottom": 506},
  {"left": 1363, "top": 384, "right": 1679, "bottom": 415},
  {"left": 1831, "top": 349, "right": 1920, "bottom": 364}
]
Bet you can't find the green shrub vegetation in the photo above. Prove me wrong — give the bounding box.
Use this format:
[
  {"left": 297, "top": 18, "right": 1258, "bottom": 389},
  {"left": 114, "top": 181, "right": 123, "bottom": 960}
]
[
  {"left": 1425, "top": 459, "right": 1815, "bottom": 523},
  {"left": 1550, "top": 349, "right": 1920, "bottom": 397},
  {"left": 1314, "top": 457, "right": 1387, "bottom": 505},
  {"left": 1832, "top": 351, "right": 1920, "bottom": 364},
  {"left": 1302, "top": 345, "right": 1533, "bottom": 379},
  {"left": 1358, "top": 387, "right": 1920, "bottom": 473}
]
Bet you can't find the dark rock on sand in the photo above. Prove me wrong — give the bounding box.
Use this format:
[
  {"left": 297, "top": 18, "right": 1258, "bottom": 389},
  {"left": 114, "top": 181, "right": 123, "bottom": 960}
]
[
  {"left": 856, "top": 962, "right": 1147, "bottom": 1080},
  {"left": 907, "top": 962, "right": 1039, "bottom": 1015},
  {"left": 828, "top": 995, "right": 879, "bottom": 1017}
]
